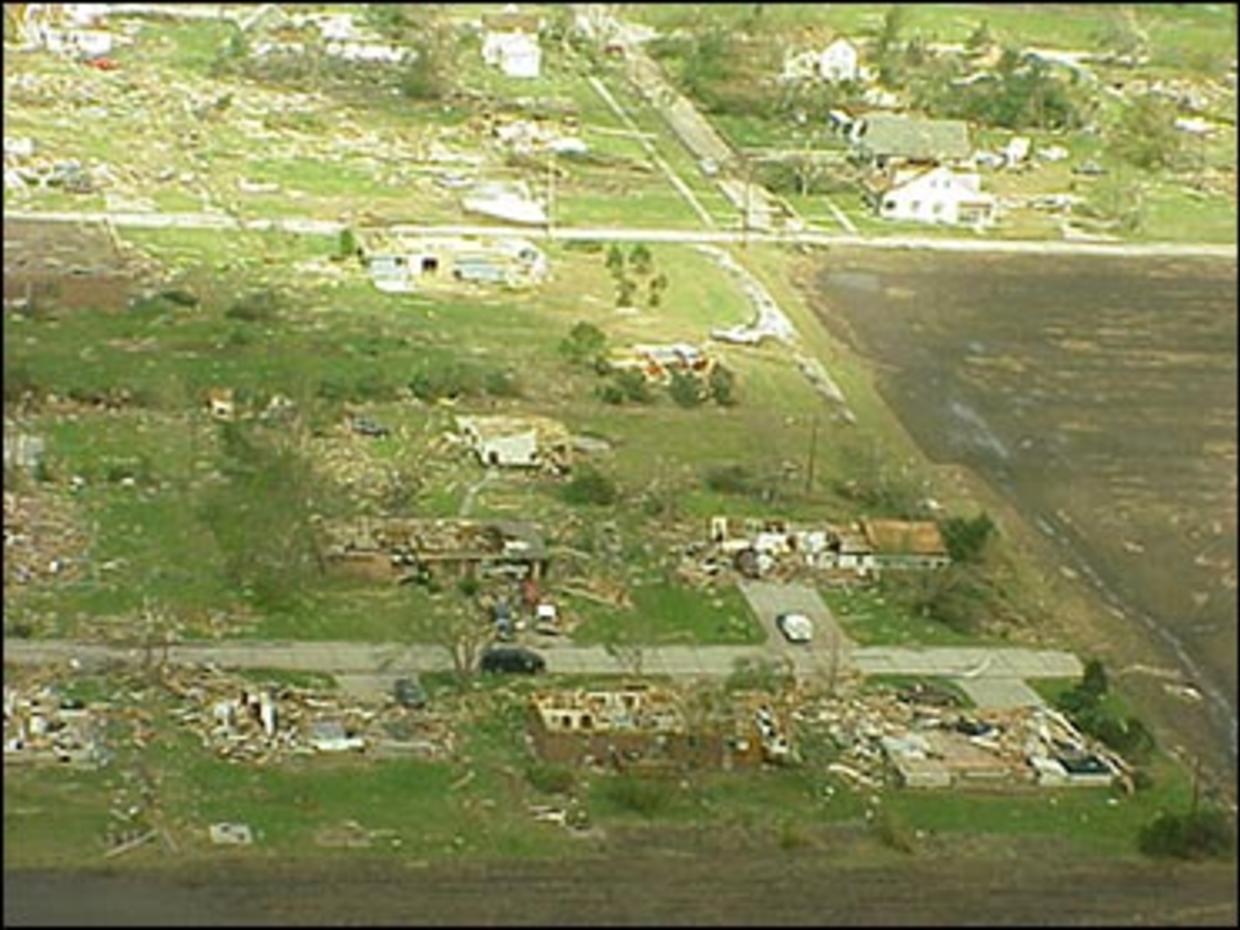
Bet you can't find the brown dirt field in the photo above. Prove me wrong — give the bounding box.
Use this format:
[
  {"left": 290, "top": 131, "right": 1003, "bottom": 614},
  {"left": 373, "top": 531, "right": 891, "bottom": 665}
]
[
  {"left": 804, "top": 250, "right": 1237, "bottom": 792},
  {"left": 5, "top": 835, "right": 1236, "bottom": 926}
]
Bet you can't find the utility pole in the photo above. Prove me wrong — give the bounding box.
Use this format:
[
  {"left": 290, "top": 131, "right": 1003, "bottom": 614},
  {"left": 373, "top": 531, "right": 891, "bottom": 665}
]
[
  {"left": 805, "top": 416, "right": 819, "bottom": 493},
  {"left": 742, "top": 157, "right": 752, "bottom": 248},
  {"left": 546, "top": 148, "right": 556, "bottom": 238}
]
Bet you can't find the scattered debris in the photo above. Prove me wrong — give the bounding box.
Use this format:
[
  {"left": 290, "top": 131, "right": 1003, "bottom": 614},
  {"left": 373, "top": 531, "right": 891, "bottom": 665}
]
[
  {"left": 321, "top": 517, "right": 548, "bottom": 584},
  {"left": 209, "top": 822, "right": 254, "bottom": 846},
  {"left": 162, "top": 665, "right": 453, "bottom": 765},
  {"left": 4, "top": 490, "right": 91, "bottom": 592},
  {"left": 3, "top": 679, "right": 110, "bottom": 769}
]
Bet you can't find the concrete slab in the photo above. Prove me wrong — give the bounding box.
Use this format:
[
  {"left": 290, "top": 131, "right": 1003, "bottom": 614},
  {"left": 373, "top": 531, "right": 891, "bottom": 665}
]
[{"left": 955, "top": 676, "right": 1046, "bottom": 710}]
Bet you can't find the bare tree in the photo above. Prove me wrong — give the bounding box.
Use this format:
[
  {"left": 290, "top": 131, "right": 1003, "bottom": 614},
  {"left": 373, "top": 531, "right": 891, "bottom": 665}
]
[{"left": 405, "top": 590, "right": 494, "bottom": 683}]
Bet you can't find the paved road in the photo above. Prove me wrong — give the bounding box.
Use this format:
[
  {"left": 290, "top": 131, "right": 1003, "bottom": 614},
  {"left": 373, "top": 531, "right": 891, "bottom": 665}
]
[
  {"left": 2, "top": 637, "right": 1082, "bottom": 683},
  {"left": 9, "top": 209, "right": 1234, "bottom": 257}
]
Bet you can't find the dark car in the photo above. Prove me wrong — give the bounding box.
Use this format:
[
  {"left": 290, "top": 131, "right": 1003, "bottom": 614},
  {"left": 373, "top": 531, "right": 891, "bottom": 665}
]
[
  {"left": 350, "top": 416, "right": 390, "bottom": 438},
  {"left": 393, "top": 675, "right": 427, "bottom": 709},
  {"left": 480, "top": 646, "right": 546, "bottom": 675}
]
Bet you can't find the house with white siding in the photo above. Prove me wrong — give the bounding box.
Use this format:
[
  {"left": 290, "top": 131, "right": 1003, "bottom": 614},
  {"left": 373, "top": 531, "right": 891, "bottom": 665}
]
[{"left": 868, "top": 165, "right": 995, "bottom": 227}]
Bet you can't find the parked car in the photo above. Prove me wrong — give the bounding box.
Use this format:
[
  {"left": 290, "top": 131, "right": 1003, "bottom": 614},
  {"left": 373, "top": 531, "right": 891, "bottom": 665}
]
[
  {"left": 775, "top": 612, "right": 813, "bottom": 644},
  {"left": 480, "top": 646, "right": 546, "bottom": 674},
  {"left": 350, "top": 416, "right": 390, "bottom": 438},
  {"left": 393, "top": 675, "right": 427, "bottom": 709},
  {"left": 492, "top": 600, "right": 514, "bottom": 641},
  {"left": 1072, "top": 159, "right": 1106, "bottom": 176}
]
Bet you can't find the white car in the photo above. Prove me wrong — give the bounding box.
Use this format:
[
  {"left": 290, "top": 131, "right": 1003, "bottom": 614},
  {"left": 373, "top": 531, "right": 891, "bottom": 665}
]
[{"left": 776, "top": 612, "right": 813, "bottom": 644}]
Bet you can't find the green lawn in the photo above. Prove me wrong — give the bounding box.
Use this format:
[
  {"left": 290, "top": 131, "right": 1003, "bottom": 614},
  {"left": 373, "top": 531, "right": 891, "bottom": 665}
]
[{"left": 570, "top": 582, "right": 763, "bottom": 646}]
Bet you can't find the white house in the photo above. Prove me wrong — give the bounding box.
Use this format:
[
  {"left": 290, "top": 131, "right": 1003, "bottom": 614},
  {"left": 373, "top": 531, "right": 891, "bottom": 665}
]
[
  {"left": 482, "top": 8, "right": 542, "bottom": 78},
  {"left": 456, "top": 415, "right": 572, "bottom": 471},
  {"left": 872, "top": 165, "right": 995, "bottom": 227},
  {"left": 818, "top": 37, "right": 859, "bottom": 82}
]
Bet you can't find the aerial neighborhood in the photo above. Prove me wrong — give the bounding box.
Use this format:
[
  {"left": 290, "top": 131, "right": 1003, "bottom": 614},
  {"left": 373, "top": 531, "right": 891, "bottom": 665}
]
[{"left": 2, "top": 2, "right": 1235, "bottom": 923}]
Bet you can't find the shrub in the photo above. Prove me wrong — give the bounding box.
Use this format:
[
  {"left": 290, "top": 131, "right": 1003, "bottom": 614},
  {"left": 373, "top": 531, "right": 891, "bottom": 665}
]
[
  {"left": 1081, "top": 658, "right": 1109, "bottom": 699},
  {"left": 338, "top": 227, "right": 358, "bottom": 258},
  {"left": 603, "top": 775, "right": 668, "bottom": 817},
  {"left": 1138, "top": 806, "right": 1235, "bottom": 860},
  {"left": 616, "top": 277, "right": 637, "bottom": 307},
  {"left": 668, "top": 370, "right": 704, "bottom": 408},
  {"left": 457, "top": 576, "right": 480, "bottom": 598},
  {"left": 629, "top": 243, "right": 653, "bottom": 276},
  {"left": 483, "top": 368, "right": 521, "bottom": 398},
  {"left": 597, "top": 382, "right": 626, "bottom": 405},
  {"left": 605, "top": 243, "right": 625, "bottom": 276},
  {"left": 408, "top": 360, "right": 481, "bottom": 402},
  {"left": 559, "top": 321, "right": 608, "bottom": 367},
  {"left": 708, "top": 365, "right": 737, "bottom": 406},
  {"left": 562, "top": 465, "right": 618, "bottom": 506},
  {"left": 615, "top": 370, "right": 653, "bottom": 404},
  {"left": 704, "top": 464, "right": 758, "bottom": 496},
  {"left": 940, "top": 512, "right": 996, "bottom": 563},
  {"left": 526, "top": 763, "right": 576, "bottom": 795},
  {"left": 225, "top": 290, "right": 280, "bottom": 323}
]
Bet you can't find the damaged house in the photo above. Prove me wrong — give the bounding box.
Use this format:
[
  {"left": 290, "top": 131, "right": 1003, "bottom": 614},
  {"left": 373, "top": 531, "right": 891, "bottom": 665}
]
[
  {"left": 481, "top": 6, "right": 542, "bottom": 78},
  {"left": 528, "top": 686, "right": 791, "bottom": 773},
  {"left": 456, "top": 414, "right": 572, "bottom": 472},
  {"left": 460, "top": 180, "right": 548, "bottom": 226},
  {"left": 321, "top": 517, "right": 548, "bottom": 583},
  {"left": 881, "top": 704, "right": 1123, "bottom": 790},
  {"left": 361, "top": 233, "right": 547, "bottom": 293},
  {"left": 607, "top": 343, "right": 716, "bottom": 383},
  {"left": 704, "top": 516, "right": 950, "bottom": 580},
  {"left": 860, "top": 519, "right": 951, "bottom": 570}
]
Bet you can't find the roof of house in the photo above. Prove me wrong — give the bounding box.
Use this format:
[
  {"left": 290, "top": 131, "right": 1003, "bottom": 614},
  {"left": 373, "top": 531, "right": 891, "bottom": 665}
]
[
  {"left": 458, "top": 414, "right": 568, "bottom": 443},
  {"left": 482, "top": 11, "right": 541, "bottom": 34},
  {"left": 856, "top": 114, "right": 971, "bottom": 161},
  {"left": 862, "top": 519, "right": 948, "bottom": 556}
]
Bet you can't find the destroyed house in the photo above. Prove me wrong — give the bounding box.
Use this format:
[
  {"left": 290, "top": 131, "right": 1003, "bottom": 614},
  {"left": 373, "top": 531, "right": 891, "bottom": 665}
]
[
  {"left": 4, "top": 219, "right": 148, "bottom": 311},
  {"left": 706, "top": 516, "right": 877, "bottom": 577},
  {"left": 456, "top": 414, "right": 571, "bottom": 471},
  {"left": 609, "top": 343, "right": 715, "bottom": 383},
  {"left": 361, "top": 234, "right": 547, "bottom": 293},
  {"left": 321, "top": 517, "right": 548, "bottom": 582},
  {"left": 860, "top": 519, "right": 950, "bottom": 569},
  {"left": 529, "top": 687, "right": 783, "bottom": 772},
  {"left": 850, "top": 114, "right": 972, "bottom": 170}
]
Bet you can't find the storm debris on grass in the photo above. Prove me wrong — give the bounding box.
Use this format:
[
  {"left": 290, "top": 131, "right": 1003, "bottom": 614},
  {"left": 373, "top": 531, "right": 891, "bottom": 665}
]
[
  {"left": 793, "top": 683, "right": 1128, "bottom": 792},
  {"left": 3, "top": 488, "right": 91, "bottom": 593},
  {"left": 162, "top": 665, "right": 455, "bottom": 765},
  {"left": 2, "top": 677, "right": 111, "bottom": 769}
]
